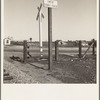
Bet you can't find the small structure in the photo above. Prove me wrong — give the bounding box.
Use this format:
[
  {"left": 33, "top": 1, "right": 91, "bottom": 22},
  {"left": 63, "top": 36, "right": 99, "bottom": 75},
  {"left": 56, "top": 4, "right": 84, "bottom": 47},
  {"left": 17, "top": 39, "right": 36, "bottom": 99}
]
[{"left": 4, "top": 37, "right": 11, "bottom": 46}]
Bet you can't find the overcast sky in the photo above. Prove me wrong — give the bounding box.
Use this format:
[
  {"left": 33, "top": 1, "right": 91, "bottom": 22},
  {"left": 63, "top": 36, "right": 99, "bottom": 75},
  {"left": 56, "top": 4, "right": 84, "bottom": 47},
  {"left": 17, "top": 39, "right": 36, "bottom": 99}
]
[{"left": 4, "top": 0, "right": 97, "bottom": 41}]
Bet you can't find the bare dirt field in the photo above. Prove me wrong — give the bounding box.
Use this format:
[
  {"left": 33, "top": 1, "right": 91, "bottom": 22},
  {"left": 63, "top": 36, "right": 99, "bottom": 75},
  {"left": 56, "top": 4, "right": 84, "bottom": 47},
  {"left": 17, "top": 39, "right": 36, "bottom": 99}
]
[{"left": 3, "top": 45, "right": 96, "bottom": 83}]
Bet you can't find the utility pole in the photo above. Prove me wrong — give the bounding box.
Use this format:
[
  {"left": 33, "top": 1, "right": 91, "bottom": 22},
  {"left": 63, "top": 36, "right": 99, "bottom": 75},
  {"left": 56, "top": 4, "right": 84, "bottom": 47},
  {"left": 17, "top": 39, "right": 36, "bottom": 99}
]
[
  {"left": 43, "top": 0, "right": 58, "bottom": 70},
  {"left": 48, "top": 8, "right": 52, "bottom": 70}
]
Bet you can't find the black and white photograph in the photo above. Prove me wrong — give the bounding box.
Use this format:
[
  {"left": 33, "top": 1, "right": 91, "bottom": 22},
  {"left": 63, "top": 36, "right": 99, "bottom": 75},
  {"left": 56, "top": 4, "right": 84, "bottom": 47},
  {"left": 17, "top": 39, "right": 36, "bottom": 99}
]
[
  {"left": 2, "top": 0, "right": 99, "bottom": 99},
  {"left": 3, "top": 0, "right": 98, "bottom": 84}
]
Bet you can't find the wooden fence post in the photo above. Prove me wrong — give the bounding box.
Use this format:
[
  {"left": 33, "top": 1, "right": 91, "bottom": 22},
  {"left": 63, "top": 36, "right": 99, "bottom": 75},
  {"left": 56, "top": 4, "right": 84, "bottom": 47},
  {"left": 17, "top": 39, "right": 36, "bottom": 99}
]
[
  {"left": 79, "top": 40, "right": 82, "bottom": 58},
  {"left": 23, "top": 40, "right": 27, "bottom": 63},
  {"left": 92, "top": 39, "right": 95, "bottom": 55},
  {"left": 55, "top": 41, "right": 59, "bottom": 61}
]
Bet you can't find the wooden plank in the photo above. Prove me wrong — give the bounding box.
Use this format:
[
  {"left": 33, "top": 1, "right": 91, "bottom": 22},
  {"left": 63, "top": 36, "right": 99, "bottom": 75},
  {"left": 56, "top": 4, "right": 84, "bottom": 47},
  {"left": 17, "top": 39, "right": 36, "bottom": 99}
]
[
  {"left": 82, "top": 41, "right": 94, "bottom": 58},
  {"left": 30, "top": 63, "right": 48, "bottom": 70},
  {"left": 4, "top": 76, "right": 13, "bottom": 80},
  {"left": 4, "top": 73, "right": 9, "bottom": 76}
]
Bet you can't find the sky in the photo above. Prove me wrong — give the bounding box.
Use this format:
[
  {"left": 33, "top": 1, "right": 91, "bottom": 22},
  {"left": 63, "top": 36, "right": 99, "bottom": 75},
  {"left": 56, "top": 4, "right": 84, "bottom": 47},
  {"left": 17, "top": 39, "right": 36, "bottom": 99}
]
[{"left": 4, "top": 0, "right": 97, "bottom": 41}]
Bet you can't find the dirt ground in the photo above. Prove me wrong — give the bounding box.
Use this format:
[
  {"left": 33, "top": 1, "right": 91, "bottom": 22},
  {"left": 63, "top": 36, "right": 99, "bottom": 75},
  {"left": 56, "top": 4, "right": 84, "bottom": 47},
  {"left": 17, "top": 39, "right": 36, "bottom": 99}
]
[{"left": 3, "top": 46, "right": 96, "bottom": 83}]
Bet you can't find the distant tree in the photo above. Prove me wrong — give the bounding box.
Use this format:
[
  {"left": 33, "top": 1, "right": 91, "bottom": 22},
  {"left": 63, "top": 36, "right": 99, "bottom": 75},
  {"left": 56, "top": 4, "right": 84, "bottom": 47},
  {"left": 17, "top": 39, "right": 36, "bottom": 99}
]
[{"left": 30, "top": 38, "right": 32, "bottom": 42}]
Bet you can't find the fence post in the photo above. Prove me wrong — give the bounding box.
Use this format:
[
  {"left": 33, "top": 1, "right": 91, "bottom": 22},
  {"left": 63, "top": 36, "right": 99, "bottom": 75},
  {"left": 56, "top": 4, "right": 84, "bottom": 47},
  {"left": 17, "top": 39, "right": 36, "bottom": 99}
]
[
  {"left": 92, "top": 39, "right": 95, "bottom": 55},
  {"left": 23, "top": 40, "right": 27, "bottom": 63},
  {"left": 79, "top": 40, "right": 82, "bottom": 58},
  {"left": 55, "top": 41, "right": 59, "bottom": 61}
]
